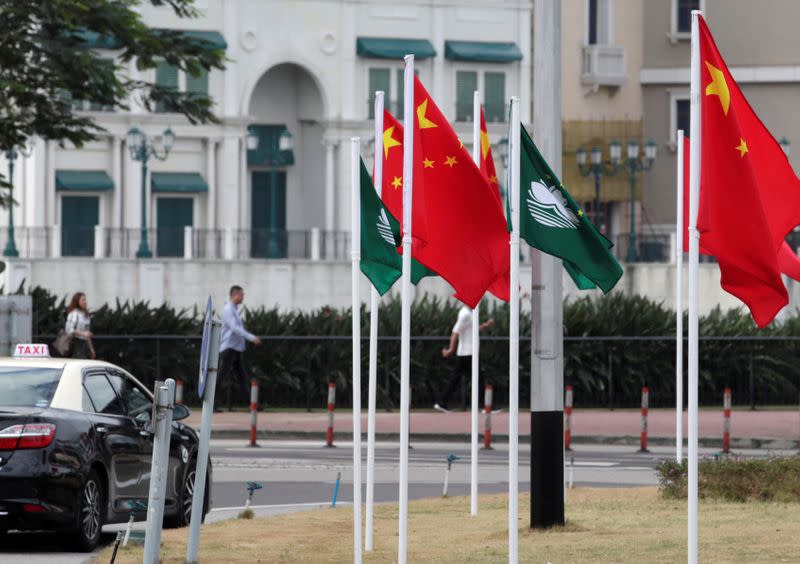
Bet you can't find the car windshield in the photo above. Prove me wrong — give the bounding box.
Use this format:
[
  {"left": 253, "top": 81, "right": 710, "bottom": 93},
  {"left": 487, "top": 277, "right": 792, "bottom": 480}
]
[{"left": 0, "top": 367, "right": 63, "bottom": 407}]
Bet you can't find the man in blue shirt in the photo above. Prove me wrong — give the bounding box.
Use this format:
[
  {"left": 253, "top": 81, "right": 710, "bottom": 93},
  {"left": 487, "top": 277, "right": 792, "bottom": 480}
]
[{"left": 219, "top": 285, "right": 261, "bottom": 407}]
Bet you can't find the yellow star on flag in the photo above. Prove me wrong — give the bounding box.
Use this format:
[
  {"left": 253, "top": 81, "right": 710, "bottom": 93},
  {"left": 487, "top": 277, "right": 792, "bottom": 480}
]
[
  {"left": 488, "top": 175, "right": 497, "bottom": 184},
  {"left": 577, "top": 209, "right": 584, "bottom": 218},
  {"left": 480, "top": 130, "right": 491, "bottom": 160},
  {"left": 736, "top": 138, "right": 748, "bottom": 157},
  {"left": 416, "top": 99, "right": 438, "bottom": 130},
  {"left": 423, "top": 158, "right": 435, "bottom": 168},
  {"left": 444, "top": 155, "right": 458, "bottom": 168},
  {"left": 705, "top": 61, "right": 730, "bottom": 116},
  {"left": 391, "top": 176, "right": 402, "bottom": 189},
  {"left": 383, "top": 126, "right": 401, "bottom": 159}
]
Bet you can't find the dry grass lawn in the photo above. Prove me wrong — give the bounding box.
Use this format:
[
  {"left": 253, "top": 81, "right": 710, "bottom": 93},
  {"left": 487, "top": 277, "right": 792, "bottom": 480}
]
[{"left": 98, "top": 488, "right": 800, "bottom": 563}]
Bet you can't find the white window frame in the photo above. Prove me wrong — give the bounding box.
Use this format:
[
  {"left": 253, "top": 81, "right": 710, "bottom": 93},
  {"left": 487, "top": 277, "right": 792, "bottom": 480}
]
[
  {"left": 668, "top": 88, "right": 690, "bottom": 149},
  {"left": 669, "top": 0, "right": 706, "bottom": 43},
  {"left": 584, "top": 0, "right": 615, "bottom": 46},
  {"left": 363, "top": 61, "right": 430, "bottom": 119},
  {"left": 451, "top": 65, "right": 509, "bottom": 123}
]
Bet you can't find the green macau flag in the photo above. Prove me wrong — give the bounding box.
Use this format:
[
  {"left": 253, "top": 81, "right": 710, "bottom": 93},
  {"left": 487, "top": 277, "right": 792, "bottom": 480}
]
[
  {"left": 518, "top": 126, "right": 623, "bottom": 293},
  {"left": 358, "top": 159, "right": 434, "bottom": 295}
]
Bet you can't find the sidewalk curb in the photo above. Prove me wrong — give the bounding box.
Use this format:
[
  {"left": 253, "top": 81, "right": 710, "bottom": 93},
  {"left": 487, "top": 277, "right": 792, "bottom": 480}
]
[{"left": 209, "top": 429, "right": 800, "bottom": 450}]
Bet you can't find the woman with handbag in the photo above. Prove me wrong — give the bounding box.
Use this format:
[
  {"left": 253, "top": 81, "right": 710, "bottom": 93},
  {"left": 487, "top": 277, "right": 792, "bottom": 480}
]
[{"left": 65, "top": 292, "right": 95, "bottom": 359}]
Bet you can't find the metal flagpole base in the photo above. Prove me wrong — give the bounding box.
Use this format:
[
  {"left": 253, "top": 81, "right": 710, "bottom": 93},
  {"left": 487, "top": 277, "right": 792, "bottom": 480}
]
[{"left": 530, "top": 410, "right": 565, "bottom": 528}]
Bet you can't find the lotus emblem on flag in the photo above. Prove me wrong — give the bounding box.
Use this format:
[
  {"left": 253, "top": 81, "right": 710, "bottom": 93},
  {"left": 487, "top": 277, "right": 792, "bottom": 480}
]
[
  {"left": 377, "top": 209, "right": 397, "bottom": 246},
  {"left": 527, "top": 180, "right": 579, "bottom": 229}
]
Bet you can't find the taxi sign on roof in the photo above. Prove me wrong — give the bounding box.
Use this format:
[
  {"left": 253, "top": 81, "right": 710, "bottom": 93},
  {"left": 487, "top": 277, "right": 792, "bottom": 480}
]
[{"left": 13, "top": 344, "right": 51, "bottom": 358}]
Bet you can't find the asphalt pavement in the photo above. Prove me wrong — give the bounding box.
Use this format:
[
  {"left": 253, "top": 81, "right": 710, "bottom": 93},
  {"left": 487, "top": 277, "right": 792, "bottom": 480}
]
[{"left": 1, "top": 439, "right": 794, "bottom": 563}]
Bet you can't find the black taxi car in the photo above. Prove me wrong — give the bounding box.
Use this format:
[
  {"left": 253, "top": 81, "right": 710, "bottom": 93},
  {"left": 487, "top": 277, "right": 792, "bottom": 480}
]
[{"left": 0, "top": 345, "right": 210, "bottom": 551}]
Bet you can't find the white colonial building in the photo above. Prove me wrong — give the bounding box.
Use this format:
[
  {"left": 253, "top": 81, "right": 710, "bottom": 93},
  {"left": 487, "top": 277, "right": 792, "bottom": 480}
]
[{"left": 0, "top": 0, "right": 536, "bottom": 310}]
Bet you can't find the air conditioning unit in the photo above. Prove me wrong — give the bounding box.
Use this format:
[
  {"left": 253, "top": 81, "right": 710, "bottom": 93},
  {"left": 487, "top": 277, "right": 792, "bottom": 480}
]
[{"left": 582, "top": 44, "right": 627, "bottom": 90}]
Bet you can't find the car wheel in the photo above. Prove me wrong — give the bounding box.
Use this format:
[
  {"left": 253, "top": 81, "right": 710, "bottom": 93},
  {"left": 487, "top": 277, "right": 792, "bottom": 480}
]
[
  {"left": 164, "top": 461, "right": 208, "bottom": 529},
  {"left": 72, "top": 469, "right": 104, "bottom": 552}
]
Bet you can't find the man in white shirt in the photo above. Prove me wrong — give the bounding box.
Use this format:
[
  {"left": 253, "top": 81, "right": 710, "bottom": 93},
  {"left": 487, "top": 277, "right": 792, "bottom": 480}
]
[
  {"left": 219, "top": 285, "right": 261, "bottom": 407},
  {"left": 434, "top": 305, "right": 494, "bottom": 413}
]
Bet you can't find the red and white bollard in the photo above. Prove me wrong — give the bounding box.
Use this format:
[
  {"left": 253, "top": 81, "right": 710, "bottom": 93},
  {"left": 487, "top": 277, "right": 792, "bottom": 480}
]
[
  {"left": 639, "top": 386, "right": 650, "bottom": 453},
  {"left": 564, "top": 385, "right": 573, "bottom": 451},
  {"left": 326, "top": 382, "right": 336, "bottom": 448},
  {"left": 483, "top": 384, "right": 493, "bottom": 450},
  {"left": 723, "top": 387, "right": 731, "bottom": 453},
  {"left": 175, "top": 380, "right": 184, "bottom": 405},
  {"left": 249, "top": 379, "right": 259, "bottom": 447}
]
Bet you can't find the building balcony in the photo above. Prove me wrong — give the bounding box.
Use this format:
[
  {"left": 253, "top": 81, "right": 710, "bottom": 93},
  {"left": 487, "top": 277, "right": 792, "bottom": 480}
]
[
  {"left": 581, "top": 44, "right": 627, "bottom": 90},
  {"left": 0, "top": 226, "right": 352, "bottom": 262}
]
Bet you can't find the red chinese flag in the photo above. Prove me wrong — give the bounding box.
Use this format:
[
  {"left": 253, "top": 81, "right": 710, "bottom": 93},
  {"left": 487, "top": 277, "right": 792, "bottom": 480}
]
[
  {"left": 697, "top": 15, "right": 800, "bottom": 327},
  {"left": 683, "top": 135, "right": 800, "bottom": 282},
  {"left": 411, "top": 76, "right": 510, "bottom": 307},
  {"left": 380, "top": 110, "right": 404, "bottom": 222},
  {"left": 479, "top": 107, "right": 501, "bottom": 200}
]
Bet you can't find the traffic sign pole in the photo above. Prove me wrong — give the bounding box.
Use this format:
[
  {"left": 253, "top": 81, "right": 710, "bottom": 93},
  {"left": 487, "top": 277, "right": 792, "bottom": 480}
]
[{"left": 187, "top": 318, "right": 221, "bottom": 564}]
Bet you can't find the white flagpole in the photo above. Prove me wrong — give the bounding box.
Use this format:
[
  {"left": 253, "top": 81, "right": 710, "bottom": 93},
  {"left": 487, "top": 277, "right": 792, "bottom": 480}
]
[
  {"left": 688, "top": 10, "right": 703, "bottom": 564},
  {"left": 470, "top": 89, "right": 481, "bottom": 517},
  {"left": 508, "top": 97, "right": 521, "bottom": 564},
  {"left": 365, "top": 91, "right": 384, "bottom": 553},
  {"left": 350, "top": 136, "right": 363, "bottom": 564},
  {"left": 398, "top": 54, "right": 415, "bottom": 564},
  {"left": 676, "top": 128, "right": 685, "bottom": 463}
]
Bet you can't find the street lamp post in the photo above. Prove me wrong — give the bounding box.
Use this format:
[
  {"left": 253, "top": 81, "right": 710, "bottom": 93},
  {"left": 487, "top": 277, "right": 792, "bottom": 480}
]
[
  {"left": 3, "top": 145, "right": 32, "bottom": 257},
  {"left": 576, "top": 138, "right": 656, "bottom": 261},
  {"left": 622, "top": 138, "right": 657, "bottom": 262},
  {"left": 126, "top": 127, "right": 175, "bottom": 258},
  {"left": 576, "top": 141, "right": 621, "bottom": 229}
]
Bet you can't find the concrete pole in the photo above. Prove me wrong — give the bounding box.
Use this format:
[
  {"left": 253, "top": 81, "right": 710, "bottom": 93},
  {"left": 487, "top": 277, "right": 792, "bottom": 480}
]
[
  {"left": 531, "top": 0, "right": 565, "bottom": 529},
  {"left": 142, "top": 378, "right": 176, "bottom": 564}
]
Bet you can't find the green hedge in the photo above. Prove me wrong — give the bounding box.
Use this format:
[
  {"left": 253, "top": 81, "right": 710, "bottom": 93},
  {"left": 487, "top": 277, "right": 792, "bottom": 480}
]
[
  {"left": 658, "top": 457, "right": 800, "bottom": 502},
  {"left": 27, "top": 286, "right": 800, "bottom": 409}
]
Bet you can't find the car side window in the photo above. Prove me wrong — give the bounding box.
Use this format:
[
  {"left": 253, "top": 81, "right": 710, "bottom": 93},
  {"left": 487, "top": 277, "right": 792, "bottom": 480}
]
[
  {"left": 82, "top": 386, "right": 96, "bottom": 412},
  {"left": 83, "top": 373, "right": 126, "bottom": 416},
  {"left": 106, "top": 372, "right": 152, "bottom": 419}
]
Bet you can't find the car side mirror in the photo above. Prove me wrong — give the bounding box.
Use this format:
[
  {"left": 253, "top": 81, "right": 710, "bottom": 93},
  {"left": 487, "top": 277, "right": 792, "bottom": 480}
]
[{"left": 172, "top": 403, "right": 191, "bottom": 421}]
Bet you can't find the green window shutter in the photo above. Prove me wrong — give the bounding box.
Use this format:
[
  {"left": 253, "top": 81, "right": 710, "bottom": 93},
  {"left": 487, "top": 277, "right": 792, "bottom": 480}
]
[
  {"left": 368, "top": 68, "right": 391, "bottom": 119},
  {"left": 456, "top": 71, "right": 477, "bottom": 122},
  {"left": 484, "top": 72, "right": 506, "bottom": 123},
  {"left": 186, "top": 68, "right": 209, "bottom": 96},
  {"left": 155, "top": 62, "right": 179, "bottom": 113},
  {"left": 61, "top": 196, "right": 99, "bottom": 257},
  {"left": 156, "top": 198, "right": 193, "bottom": 257}
]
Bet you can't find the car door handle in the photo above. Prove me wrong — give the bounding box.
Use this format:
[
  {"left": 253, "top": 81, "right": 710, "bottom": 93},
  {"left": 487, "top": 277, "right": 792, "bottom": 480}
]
[{"left": 96, "top": 426, "right": 108, "bottom": 435}]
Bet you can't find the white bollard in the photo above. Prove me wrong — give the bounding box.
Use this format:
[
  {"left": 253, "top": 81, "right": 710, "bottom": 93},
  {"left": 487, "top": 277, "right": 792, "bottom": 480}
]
[
  {"left": 639, "top": 386, "right": 650, "bottom": 453},
  {"left": 175, "top": 380, "right": 184, "bottom": 405},
  {"left": 249, "top": 379, "right": 259, "bottom": 447},
  {"left": 723, "top": 387, "right": 731, "bottom": 453},
  {"left": 326, "top": 382, "right": 336, "bottom": 447},
  {"left": 483, "top": 384, "right": 493, "bottom": 450}
]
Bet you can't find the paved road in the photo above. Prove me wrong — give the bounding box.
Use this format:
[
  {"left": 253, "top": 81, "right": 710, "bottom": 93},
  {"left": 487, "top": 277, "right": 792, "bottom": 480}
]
[{"left": 2, "top": 440, "right": 792, "bottom": 563}]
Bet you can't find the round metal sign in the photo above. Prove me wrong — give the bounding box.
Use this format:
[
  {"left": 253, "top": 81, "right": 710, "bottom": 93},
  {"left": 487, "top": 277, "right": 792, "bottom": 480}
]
[{"left": 198, "top": 296, "right": 213, "bottom": 398}]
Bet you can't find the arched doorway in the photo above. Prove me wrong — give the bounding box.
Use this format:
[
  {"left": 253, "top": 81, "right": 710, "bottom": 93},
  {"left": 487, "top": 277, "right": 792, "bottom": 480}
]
[{"left": 247, "top": 63, "right": 325, "bottom": 258}]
